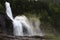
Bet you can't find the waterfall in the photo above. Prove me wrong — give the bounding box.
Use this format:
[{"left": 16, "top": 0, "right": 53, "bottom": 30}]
[
  {"left": 5, "top": 2, "right": 23, "bottom": 36},
  {"left": 5, "top": 2, "right": 44, "bottom": 36},
  {"left": 5, "top": 2, "right": 13, "bottom": 21},
  {"left": 14, "top": 15, "right": 34, "bottom": 36},
  {"left": 30, "top": 18, "right": 45, "bottom": 36}
]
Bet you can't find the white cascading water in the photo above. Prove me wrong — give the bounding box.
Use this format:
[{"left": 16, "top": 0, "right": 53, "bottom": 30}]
[
  {"left": 30, "top": 18, "right": 44, "bottom": 36},
  {"left": 5, "top": 2, "right": 23, "bottom": 36},
  {"left": 5, "top": 2, "right": 13, "bottom": 21},
  {"left": 14, "top": 15, "right": 34, "bottom": 36},
  {"left": 5, "top": 2, "right": 44, "bottom": 36}
]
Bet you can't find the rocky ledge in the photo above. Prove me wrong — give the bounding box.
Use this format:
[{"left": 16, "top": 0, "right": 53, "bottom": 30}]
[{"left": 0, "top": 33, "right": 49, "bottom": 40}]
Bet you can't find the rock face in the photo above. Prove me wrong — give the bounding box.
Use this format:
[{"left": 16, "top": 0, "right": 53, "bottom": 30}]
[{"left": 0, "top": 33, "right": 46, "bottom": 40}]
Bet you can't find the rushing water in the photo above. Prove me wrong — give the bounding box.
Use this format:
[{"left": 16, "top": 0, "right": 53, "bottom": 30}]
[
  {"left": 5, "top": 2, "right": 44, "bottom": 36},
  {"left": 14, "top": 16, "right": 34, "bottom": 36},
  {"left": 5, "top": 2, "right": 14, "bottom": 21}
]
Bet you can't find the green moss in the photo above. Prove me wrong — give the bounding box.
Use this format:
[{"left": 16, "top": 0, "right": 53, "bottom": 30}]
[{"left": 45, "top": 33, "right": 59, "bottom": 40}]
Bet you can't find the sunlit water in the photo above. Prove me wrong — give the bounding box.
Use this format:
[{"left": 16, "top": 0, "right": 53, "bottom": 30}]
[{"left": 5, "top": 2, "right": 44, "bottom": 36}]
